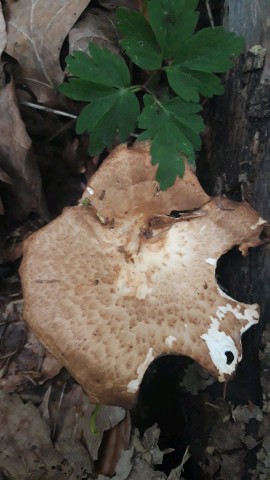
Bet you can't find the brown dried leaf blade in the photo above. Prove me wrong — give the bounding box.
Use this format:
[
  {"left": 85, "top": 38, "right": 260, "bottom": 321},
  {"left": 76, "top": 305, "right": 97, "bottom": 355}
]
[
  {"left": 69, "top": 8, "right": 119, "bottom": 54},
  {"left": 0, "top": 80, "right": 48, "bottom": 220},
  {"left": 0, "top": 3, "right": 6, "bottom": 56},
  {"left": 0, "top": 390, "right": 76, "bottom": 479},
  {"left": 5, "top": 0, "right": 90, "bottom": 104}
]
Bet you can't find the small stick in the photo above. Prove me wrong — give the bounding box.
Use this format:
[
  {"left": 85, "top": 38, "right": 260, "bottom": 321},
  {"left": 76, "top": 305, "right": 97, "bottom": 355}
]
[
  {"left": 205, "top": 0, "right": 215, "bottom": 28},
  {"left": 20, "top": 100, "right": 77, "bottom": 119}
]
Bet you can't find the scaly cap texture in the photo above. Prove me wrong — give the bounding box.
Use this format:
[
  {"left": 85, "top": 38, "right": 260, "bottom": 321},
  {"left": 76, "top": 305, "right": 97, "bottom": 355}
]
[{"left": 20, "top": 142, "right": 265, "bottom": 407}]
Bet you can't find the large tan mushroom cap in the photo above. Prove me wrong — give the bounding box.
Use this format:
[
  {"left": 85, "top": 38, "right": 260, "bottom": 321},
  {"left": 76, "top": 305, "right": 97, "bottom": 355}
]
[{"left": 20, "top": 142, "right": 266, "bottom": 408}]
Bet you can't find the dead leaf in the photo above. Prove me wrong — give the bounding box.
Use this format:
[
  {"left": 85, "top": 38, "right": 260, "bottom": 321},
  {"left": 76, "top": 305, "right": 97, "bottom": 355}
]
[
  {"left": 55, "top": 405, "right": 94, "bottom": 477},
  {"left": 232, "top": 403, "right": 263, "bottom": 423},
  {"left": 254, "top": 434, "right": 270, "bottom": 479},
  {"left": 0, "top": 167, "right": 12, "bottom": 185},
  {"left": 69, "top": 8, "right": 119, "bottom": 55},
  {"left": 167, "top": 447, "right": 190, "bottom": 480},
  {"left": 97, "top": 425, "right": 169, "bottom": 480},
  {"left": 218, "top": 451, "right": 247, "bottom": 480},
  {"left": 0, "top": 79, "right": 48, "bottom": 220},
  {"left": 0, "top": 390, "right": 76, "bottom": 479},
  {"left": 0, "top": 299, "right": 62, "bottom": 392},
  {"left": 5, "top": 0, "right": 91, "bottom": 104},
  {"left": 128, "top": 458, "right": 166, "bottom": 480},
  {"left": 42, "top": 384, "right": 129, "bottom": 478},
  {"left": 98, "top": 0, "right": 139, "bottom": 10},
  {"left": 83, "top": 403, "right": 127, "bottom": 460},
  {"left": 180, "top": 362, "right": 215, "bottom": 395},
  {"left": 0, "top": 3, "right": 6, "bottom": 56}
]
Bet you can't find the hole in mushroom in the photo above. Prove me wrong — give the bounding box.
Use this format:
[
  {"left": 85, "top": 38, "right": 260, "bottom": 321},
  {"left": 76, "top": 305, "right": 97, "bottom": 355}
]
[
  {"left": 225, "top": 350, "right": 234, "bottom": 365},
  {"left": 216, "top": 246, "right": 260, "bottom": 304}
]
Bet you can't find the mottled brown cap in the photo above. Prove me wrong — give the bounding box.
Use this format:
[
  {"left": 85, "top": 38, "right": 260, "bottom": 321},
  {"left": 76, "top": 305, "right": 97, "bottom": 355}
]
[{"left": 20, "top": 142, "right": 265, "bottom": 408}]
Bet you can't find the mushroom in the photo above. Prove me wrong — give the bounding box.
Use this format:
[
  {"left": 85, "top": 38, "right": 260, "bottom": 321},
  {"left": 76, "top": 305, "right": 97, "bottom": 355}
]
[{"left": 20, "top": 142, "right": 266, "bottom": 408}]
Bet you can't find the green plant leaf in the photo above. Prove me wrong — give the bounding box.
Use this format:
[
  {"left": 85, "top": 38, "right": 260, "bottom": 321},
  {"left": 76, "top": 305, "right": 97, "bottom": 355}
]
[
  {"left": 76, "top": 89, "right": 140, "bottom": 155},
  {"left": 151, "top": 127, "right": 186, "bottom": 189},
  {"left": 166, "top": 67, "right": 224, "bottom": 101},
  {"left": 65, "top": 43, "right": 131, "bottom": 87},
  {"left": 138, "top": 94, "right": 204, "bottom": 189},
  {"left": 174, "top": 27, "right": 245, "bottom": 72},
  {"left": 117, "top": 8, "right": 162, "bottom": 70},
  {"left": 58, "top": 79, "right": 114, "bottom": 101},
  {"left": 164, "top": 26, "right": 244, "bottom": 102},
  {"left": 147, "top": 0, "right": 199, "bottom": 60},
  {"left": 59, "top": 0, "right": 245, "bottom": 191}
]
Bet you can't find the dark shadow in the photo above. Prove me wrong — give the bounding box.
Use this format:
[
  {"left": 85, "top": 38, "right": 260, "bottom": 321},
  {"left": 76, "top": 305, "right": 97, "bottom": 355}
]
[
  {"left": 132, "top": 355, "right": 210, "bottom": 479},
  {"left": 214, "top": 247, "right": 262, "bottom": 406}
]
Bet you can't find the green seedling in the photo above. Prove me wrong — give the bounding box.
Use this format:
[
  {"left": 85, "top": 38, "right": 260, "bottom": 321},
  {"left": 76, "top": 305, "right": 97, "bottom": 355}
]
[
  {"left": 59, "top": 0, "right": 244, "bottom": 190},
  {"left": 90, "top": 404, "right": 100, "bottom": 435}
]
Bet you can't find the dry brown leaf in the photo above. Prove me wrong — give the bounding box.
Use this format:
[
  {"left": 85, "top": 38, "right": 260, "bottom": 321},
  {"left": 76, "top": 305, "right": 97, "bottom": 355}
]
[
  {"left": 0, "top": 166, "right": 12, "bottom": 185},
  {"left": 0, "top": 3, "right": 6, "bottom": 56},
  {"left": 0, "top": 390, "right": 90, "bottom": 479},
  {"left": 99, "top": 0, "right": 139, "bottom": 10},
  {"left": 69, "top": 8, "right": 119, "bottom": 55},
  {"left": 5, "top": 0, "right": 91, "bottom": 105},
  {"left": 47, "top": 384, "right": 127, "bottom": 475},
  {"left": 0, "top": 298, "right": 62, "bottom": 392},
  {"left": 0, "top": 79, "right": 48, "bottom": 220}
]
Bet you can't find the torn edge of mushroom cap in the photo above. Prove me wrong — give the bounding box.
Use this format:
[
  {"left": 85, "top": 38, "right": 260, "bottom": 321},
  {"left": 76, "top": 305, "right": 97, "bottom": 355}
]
[
  {"left": 81, "top": 141, "right": 210, "bottom": 224},
  {"left": 201, "top": 286, "right": 260, "bottom": 381}
]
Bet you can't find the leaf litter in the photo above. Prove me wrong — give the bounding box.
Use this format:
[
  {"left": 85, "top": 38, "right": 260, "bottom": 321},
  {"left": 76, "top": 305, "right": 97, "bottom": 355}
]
[
  {"left": 0, "top": 3, "right": 6, "bottom": 56},
  {"left": 0, "top": 1, "right": 269, "bottom": 479},
  {"left": 0, "top": 78, "right": 48, "bottom": 221},
  {"left": 4, "top": 0, "right": 90, "bottom": 105}
]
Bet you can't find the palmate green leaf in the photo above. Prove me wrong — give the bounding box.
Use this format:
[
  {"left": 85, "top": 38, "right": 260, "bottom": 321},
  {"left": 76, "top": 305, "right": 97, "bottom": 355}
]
[
  {"left": 65, "top": 43, "right": 131, "bottom": 87},
  {"left": 117, "top": 8, "right": 162, "bottom": 70},
  {"left": 165, "top": 26, "right": 244, "bottom": 101},
  {"left": 138, "top": 95, "right": 204, "bottom": 189},
  {"left": 147, "top": 0, "right": 199, "bottom": 60},
  {"left": 59, "top": 41, "right": 139, "bottom": 156},
  {"left": 58, "top": 79, "right": 114, "bottom": 101},
  {"left": 76, "top": 89, "right": 140, "bottom": 155},
  {"left": 166, "top": 68, "right": 224, "bottom": 102},
  {"left": 151, "top": 127, "right": 185, "bottom": 190},
  {"left": 59, "top": 0, "right": 245, "bottom": 191},
  {"left": 174, "top": 27, "right": 245, "bottom": 72}
]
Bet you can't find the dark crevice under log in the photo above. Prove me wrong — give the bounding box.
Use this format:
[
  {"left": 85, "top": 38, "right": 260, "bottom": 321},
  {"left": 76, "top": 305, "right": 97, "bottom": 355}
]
[{"left": 198, "top": 0, "right": 270, "bottom": 402}]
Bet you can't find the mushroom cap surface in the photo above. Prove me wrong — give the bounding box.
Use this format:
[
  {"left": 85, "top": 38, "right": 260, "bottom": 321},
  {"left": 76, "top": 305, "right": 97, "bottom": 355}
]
[{"left": 20, "top": 142, "right": 265, "bottom": 408}]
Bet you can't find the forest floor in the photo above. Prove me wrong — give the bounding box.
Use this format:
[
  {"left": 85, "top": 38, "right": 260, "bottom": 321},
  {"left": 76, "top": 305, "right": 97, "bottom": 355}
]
[{"left": 0, "top": 1, "right": 270, "bottom": 479}]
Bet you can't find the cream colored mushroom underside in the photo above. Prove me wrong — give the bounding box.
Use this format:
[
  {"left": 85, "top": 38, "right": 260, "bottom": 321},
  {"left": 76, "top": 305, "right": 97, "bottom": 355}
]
[{"left": 21, "top": 195, "right": 263, "bottom": 408}]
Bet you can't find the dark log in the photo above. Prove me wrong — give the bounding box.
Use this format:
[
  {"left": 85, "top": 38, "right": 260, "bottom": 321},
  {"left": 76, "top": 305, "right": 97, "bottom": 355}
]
[{"left": 201, "top": 1, "right": 270, "bottom": 404}]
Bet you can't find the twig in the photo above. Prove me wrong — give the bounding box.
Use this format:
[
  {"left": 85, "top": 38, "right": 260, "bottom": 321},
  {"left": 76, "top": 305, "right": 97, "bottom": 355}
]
[
  {"left": 205, "top": 0, "right": 215, "bottom": 28},
  {"left": 20, "top": 100, "right": 78, "bottom": 119}
]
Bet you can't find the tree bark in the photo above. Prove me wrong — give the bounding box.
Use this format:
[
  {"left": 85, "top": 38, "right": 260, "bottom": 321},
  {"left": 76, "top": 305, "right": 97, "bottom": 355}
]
[{"left": 203, "top": 1, "right": 270, "bottom": 403}]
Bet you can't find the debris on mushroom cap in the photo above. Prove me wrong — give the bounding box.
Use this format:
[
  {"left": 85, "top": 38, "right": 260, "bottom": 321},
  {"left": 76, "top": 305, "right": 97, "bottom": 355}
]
[{"left": 19, "top": 142, "right": 266, "bottom": 408}]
